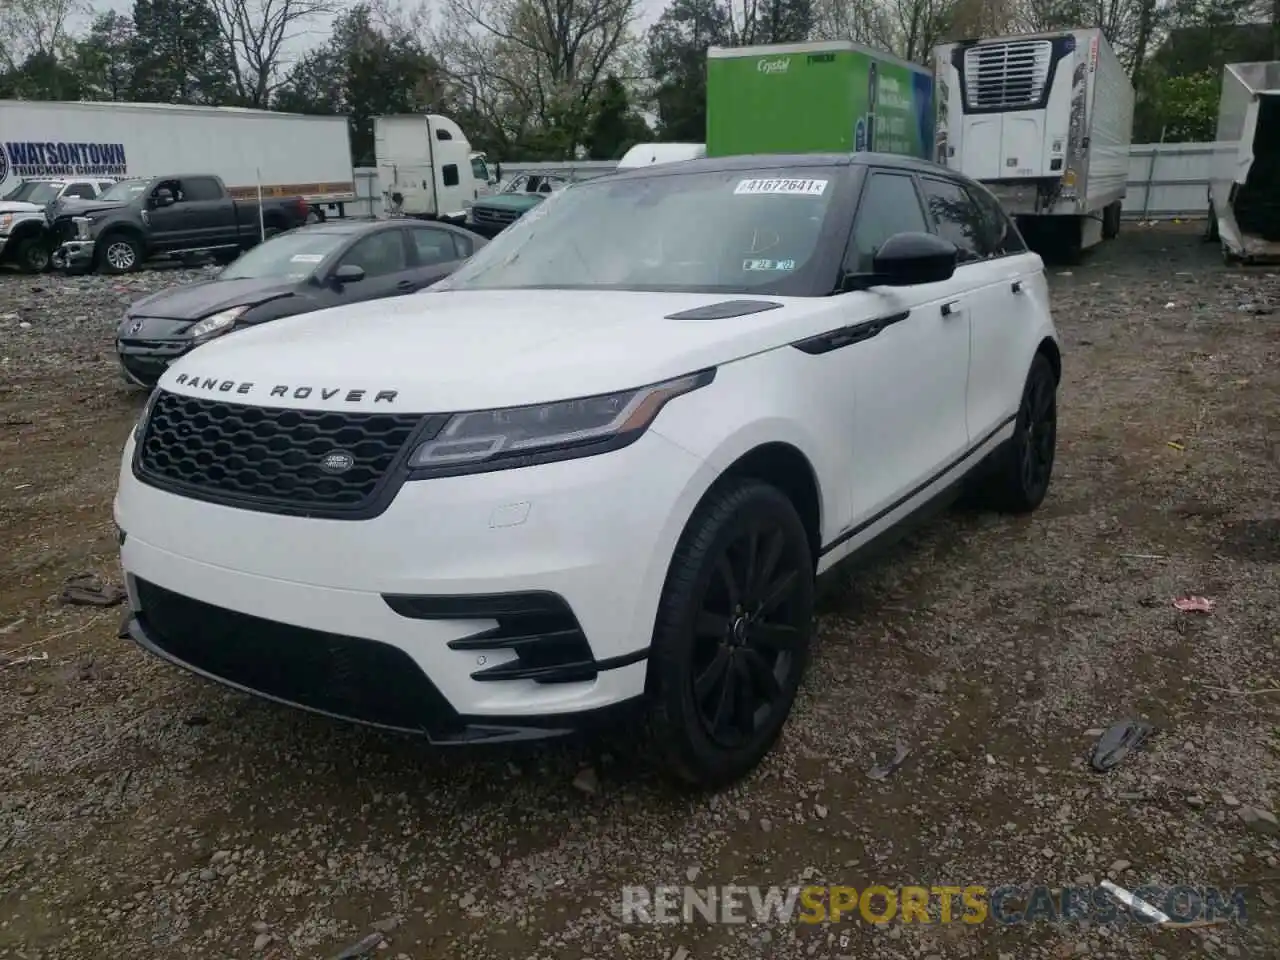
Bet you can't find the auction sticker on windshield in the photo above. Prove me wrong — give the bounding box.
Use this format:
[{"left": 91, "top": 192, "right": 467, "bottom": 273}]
[
  {"left": 734, "top": 178, "right": 828, "bottom": 197},
  {"left": 743, "top": 259, "right": 797, "bottom": 271},
  {"left": 290, "top": 254, "right": 324, "bottom": 263}
]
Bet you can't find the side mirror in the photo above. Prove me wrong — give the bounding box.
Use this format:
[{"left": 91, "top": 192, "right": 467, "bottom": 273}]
[
  {"left": 867, "top": 232, "right": 958, "bottom": 287},
  {"left": 332, "top": 263, "right": 365, "bottom": 285},
  {"left": 151, "top": 191, "right": 174, "bottom": 208}
]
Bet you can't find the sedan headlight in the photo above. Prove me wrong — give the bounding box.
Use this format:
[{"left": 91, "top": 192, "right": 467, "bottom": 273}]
[
  {"left": 408, "top": 369, "right": 715, "bottom": 475},
  {"left": 189, "top": 305, "right": 249, "bottom": 340}
]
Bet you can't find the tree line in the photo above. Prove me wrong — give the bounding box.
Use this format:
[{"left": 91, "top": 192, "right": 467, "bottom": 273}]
[{"left": 1, "top": 0, "right": 1276, "bottom": 164}]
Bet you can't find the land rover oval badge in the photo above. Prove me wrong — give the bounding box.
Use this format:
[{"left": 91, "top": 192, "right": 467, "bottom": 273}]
[{"left": 320, "top": 450, "right": 355, "bottom": 474}]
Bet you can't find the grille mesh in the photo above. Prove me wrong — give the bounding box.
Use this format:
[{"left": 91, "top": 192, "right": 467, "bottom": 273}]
[
  {"left": 136, "top": 391, "right": 423, "bottom": 514},
  {"left": 963, "top": 41, "right": 1054, "bottom": 110}
]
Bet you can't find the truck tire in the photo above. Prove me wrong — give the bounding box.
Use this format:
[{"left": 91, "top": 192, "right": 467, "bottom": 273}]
[
  {"left": 1204, "top": 203, "right": 1220, "bottom": 243},
  {"left": 98, "top": 233, "right": 143, "bottom": 274},
  {"left": 1102, "top": 202, "right": 1122, "bottom": 240},
  {"left": 14, "top": 237, "right": 51, "bottom": 274}
]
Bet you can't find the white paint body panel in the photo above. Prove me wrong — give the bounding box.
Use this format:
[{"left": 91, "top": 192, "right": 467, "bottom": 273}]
[{"left": 374, "top": 114, "right": 479, "bottom": 219}]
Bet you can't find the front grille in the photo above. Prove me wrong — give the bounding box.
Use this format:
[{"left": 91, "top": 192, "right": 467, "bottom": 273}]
[
  {"left": 963, "top": 40, "right": 1053, "bottom": 110},
  {"left": 472, "top": 206, "right": 520, "bottom": 225},
  {"left": 135, "top": 579, "right": 463, "bottom": 733},
  {"left": 135, "top": 391, "right": 424, "bottom": 517}
]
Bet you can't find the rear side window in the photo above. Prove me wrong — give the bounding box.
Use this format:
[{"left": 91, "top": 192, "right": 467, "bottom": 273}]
[
  {"left": 63, "top": 183, "right": 96, "bottom": 199},
  {"left": 968, "top": 184, "right": 1028, "bottom": 257},
  {"left": 919, "top": 176, "right": 986, "bottom": 263},
  {"left": 442, "top": 164, "right": 459, "bottom": 188},
  {"left": 848, "top": 171, "right": 929, "bottom": 273},
  {"left": 182, "top": 177, "right": 224, "bottom": 202}
]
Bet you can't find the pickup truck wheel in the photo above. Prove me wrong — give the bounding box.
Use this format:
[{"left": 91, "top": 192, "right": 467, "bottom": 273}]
[
  {"left": 646, "top": 478, "right": 814, "bottom": 789},
  {"left": 99, "top": 234, "right": 142, "bottom": 274},
  {"left": 14, "top": 238, "right": 51, "bottom": 274}
]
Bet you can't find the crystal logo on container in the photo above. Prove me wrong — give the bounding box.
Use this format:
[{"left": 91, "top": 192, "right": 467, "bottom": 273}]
[{"left": 757, "top": 57, "right": 790, "bottom": 74}]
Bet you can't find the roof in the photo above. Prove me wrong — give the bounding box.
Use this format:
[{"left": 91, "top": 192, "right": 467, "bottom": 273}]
[{"left": 598, "top": 151, "right": 953, "bottom": 182}]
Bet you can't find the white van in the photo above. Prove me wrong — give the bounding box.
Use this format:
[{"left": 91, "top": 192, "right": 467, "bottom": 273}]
[{"left": 616, "top": 142, "right": 707, "bottom": 170}]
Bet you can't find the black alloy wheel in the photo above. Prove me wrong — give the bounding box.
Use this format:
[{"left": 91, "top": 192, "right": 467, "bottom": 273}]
[
  {"left": 648, "top": 478, "right": 814, "bottom": 788},
  {"left": 984, "top": 353, "right": 1057, "bottom": 513}
]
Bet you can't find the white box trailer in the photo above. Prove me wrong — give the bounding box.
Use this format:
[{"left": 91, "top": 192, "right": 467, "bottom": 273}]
[
  {"left": 374, "top": 115, "right": 485, "bottom": 222},
  {"left": 1208, "top": 62, "right": 1280, "bottom": 263},
  {"left": 933, "top": 28, "right": 1134, "bottom": 258},
  {"left": 0, "top": 100, "right": 355, "bottom": 219}
]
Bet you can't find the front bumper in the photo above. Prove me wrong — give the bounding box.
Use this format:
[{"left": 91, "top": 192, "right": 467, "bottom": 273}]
[
  {"left": 53, "top": 240, "right": 95, "bottom": 272},
  {"left": 115, "top": 428, "right": 717, "bottom": 737},
  {"left": 115, "top": 337, "right": 192, "bottom": 387}
]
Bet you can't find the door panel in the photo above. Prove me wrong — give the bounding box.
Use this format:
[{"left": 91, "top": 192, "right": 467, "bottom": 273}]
[
  {"left": 839, "top": 169, "right": 972, "bottom": 531},
  {"left": 959, "top": 116, "right": 1003, "bottom": 180}
]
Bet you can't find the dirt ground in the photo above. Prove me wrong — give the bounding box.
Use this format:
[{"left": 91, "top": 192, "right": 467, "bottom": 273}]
[{"left": 1, "top": 222, "right": 1278, "bottom": 960}]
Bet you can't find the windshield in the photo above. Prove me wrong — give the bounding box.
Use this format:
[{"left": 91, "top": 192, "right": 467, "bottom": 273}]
[
  {"left": 435, "top": 167, "right": 841, "bottom": 295},
  {"left": 219, "top": 229, "right": 349, "bottom": 280},
  {"left": 4, "top": 181, "right": 60, "bottom": 204},
  {"left": 98, "top": 180, "right": 147, "bottom": 203}
]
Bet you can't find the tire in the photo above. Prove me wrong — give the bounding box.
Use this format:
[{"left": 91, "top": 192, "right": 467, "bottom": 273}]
[
  {"left": 14, "top": 237, "right": 51, "bottom": 274},
  {"left": 979, "top": 353, "right": 1058, "bottom": 513},
  {"left": 646, "top": 478, "right": 815, "bottom": 789},
  {"left": 1102, "top": 202, "right": 1121, "bottom": 240},
  {"left": 1204, "top": 203, "right": 1220, "bottom": 243},
  {"left": 98, "top": 233, "right": 143, "bottom": 274}
]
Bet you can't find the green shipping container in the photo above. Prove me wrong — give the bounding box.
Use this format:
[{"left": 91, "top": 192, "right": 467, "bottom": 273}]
[{"left": 706, "top": 41, "right": 936, "bottom": 161}]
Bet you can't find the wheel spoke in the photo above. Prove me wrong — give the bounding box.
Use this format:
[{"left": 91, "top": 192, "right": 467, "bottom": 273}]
[
  {"left": 731, "top": 657, "right": 756, "bottom": 734},
  {"left": 750, "top": 621, "right": 797, "bottom": 652},
  {"left": 695, "top": 610, "right": 729, "bottom": 639},
  {"left": 757, "top": 530, "right": 784, "bottom": 599},
  {"left": 758, "top": 570, "right": 797, "bottom": 616},
  {"left": 741, "top": 527, "right": 760, "bottom": 599},
  {"left": 694, "top": 646, "right": 731, "bottom": 703},
  {"left": 710, "top": 660, "right": 737, "bottom": 736},
  {"left": 741, "top": 647, "right": 782, "bottom": 701},
  {"left": 715, "top": 555, "right": 740, "bottom": 609}
]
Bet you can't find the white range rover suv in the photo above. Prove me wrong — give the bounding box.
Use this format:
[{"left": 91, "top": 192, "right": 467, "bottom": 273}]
[{"left": 115, "top": 152, "right": 1061, "bottom": 788}]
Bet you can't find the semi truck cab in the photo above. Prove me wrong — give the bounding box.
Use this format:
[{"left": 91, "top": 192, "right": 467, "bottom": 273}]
[{"left": 375, "top": 115, "right": 480, "bottom": 223}]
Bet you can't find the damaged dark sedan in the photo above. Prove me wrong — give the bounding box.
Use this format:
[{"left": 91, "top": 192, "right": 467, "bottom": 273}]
[{"left": 114, "top": 218, "right": 486, "bottom": 387}]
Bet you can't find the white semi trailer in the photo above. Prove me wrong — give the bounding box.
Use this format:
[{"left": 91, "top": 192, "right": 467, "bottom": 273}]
[
  {"left": 0, "top": 100, "right": 356, "bottom": 221},
  {"left": 933, "top": 28, "right": 1134, "bottom": 259},
  {"left": 1208, "top": 61, "right": 1280, "bottom": 264}
]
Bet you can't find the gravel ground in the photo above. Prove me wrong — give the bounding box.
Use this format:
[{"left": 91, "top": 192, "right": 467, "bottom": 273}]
[{"left": 1, "top": 223, "right": 1278, "bottom": 959}]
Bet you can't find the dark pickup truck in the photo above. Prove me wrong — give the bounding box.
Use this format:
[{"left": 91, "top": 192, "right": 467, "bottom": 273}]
[{"left": 51, "top": 174, "right": 311, "bottom": 275}]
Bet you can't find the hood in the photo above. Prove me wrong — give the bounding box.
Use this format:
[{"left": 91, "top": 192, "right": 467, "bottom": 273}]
[
  {"left": 476, "top": 193, "right": 546, "bottom": 212},
  {"left": 0, "top": 201, "right": 45, "bottom": 217},
  {"left": 159, "top": 288, "right": 840, "bottom": 412},
  {"left": 53, "top": 201, "right": 127, "bottom": 221},
  {"left": 128, "top": 277, "right": 300, "bottom": 321}
]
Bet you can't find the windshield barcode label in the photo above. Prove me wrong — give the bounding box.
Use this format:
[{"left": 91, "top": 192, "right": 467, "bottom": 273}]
[{"left": 734, "top": 178, "right": 828, "bottom": 196}]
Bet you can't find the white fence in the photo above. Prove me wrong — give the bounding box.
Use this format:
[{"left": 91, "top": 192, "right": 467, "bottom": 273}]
[{"left": 351, "top": 142, "right": 1218, "bottom": 221}]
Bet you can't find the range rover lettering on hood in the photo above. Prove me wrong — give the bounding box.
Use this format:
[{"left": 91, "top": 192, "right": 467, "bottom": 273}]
[{"left": 171, "top": 373, "right": 398, "bottom": 404}]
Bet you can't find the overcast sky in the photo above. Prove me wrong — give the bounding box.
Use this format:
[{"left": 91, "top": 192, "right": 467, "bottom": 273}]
[{"left": 90, "top": 0, "right": 670, "bottom": 69}]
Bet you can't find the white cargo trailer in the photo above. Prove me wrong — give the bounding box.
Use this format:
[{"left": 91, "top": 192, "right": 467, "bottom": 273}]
[
  {"left": 0, "top": 100, "right": 355, "bottom": 220},
  {"left": 1208, "top": 61, "right": 1280, "bottom": 263},
  {"left": 933, "top": 28, "right": 1134, "bottom": 258},
  {"left": 374, "top": 115, "right": 483, "bottom": 222}
]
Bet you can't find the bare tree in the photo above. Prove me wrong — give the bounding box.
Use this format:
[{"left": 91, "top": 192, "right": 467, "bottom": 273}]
[
  {"left": 0, "top": 0, "right": 87, "bottom": 72},
  {"left": 206, "top": 0, "right": 341, "bottom": 106},
  {"left": 432, "top": 0, "right": 642, "bottom": 154}
]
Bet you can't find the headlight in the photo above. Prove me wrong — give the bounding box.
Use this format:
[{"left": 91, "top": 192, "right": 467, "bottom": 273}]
[
  {"left": 133, "top": 388, "right": 160, "bottom": 441},
  {"left": 189, "top": 305, "right": 249, "bottom": 340},
  {"left": 0, "top": 214, "right": 11, "bottom": 231},
  {"left": 408, "top": 369, "right": 715, "bottom": 475}
]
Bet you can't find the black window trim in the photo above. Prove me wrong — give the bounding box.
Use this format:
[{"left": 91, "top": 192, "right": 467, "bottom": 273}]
[{"left": 964, "top": 180, "right": 1029, "bottom": 259}]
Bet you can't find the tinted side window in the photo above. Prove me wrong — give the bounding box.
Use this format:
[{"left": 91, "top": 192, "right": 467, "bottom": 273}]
[
  {"left": 64, "top": 183, "right": 96, "bottom": 199},
  {"left": 183, "top": 177, "right": 224, "bottom": 202},
  {"left": 442, "top": 164, "right": 460, "bottom": 188},
  {"left": 968, "top": 184, "right": 1028, "bottom": 256},
  {"left": 920, "top": 177, "right": 986, "bottom": 263},
  {"left": 339, "top": 230, "right": 408, "bottom": 278},
  {"left": 848, "top": 172, "right": 929, "bottom": 273},
  {"left": 470, "top": 158, "right": 488, "bottom": 181},
  {"left": 410, "top": 227, "right": 457, "bottom": 266},
  {"left": 451, "top": 232, "right": 473, "bottom": 258}
]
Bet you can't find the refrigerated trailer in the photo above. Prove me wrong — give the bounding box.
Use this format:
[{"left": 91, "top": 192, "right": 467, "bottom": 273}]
[
  {"left": 706, "top": 41, "right": 935, "bottom": 159},
  {"left": 0, "top": 100, "right": 355, "bottom": 220},
  {"left": 933, "top": 28, "right": 1134, "bottom": 258},
  {"left": 1208, "top": 62, "right": 1280, "bottom": 263}
]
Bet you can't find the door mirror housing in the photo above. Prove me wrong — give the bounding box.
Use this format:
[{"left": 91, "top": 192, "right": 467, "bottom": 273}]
[
  {"left": 151, "top": 190, "right": 174, "bottom": 208},
  {"left": 331, "top": 263, "right": 365, "bottom": 285},
  {"left": 842, "top": 232, "right": 958, "bottom": 291}
]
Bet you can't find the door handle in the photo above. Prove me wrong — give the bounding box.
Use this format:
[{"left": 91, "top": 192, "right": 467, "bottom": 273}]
[
  {"left": 941, "top": 300, "right": 961, "bottom": 317},
  {"left": 396, "top": 280, "right": 416, "bottom": 291},
  {"left": 1011, "top": 280, "right": 1023, "bottom": 293}
]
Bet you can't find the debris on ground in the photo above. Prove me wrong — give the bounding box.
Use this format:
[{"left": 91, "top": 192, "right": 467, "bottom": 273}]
[
  {"left": 1090, "top": 720, "right": 1154, "bottom": 772},
  {"left": 867, "top": 741, "right": 911, "bottom": 780},
  {"left": 1172, "top": 595, "right": 1215, "bottom": 613},
  {"left": 59, "top": 572, "right": 126, "bottom": 607}
]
